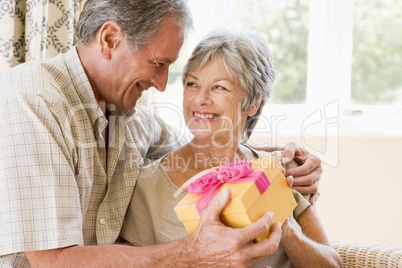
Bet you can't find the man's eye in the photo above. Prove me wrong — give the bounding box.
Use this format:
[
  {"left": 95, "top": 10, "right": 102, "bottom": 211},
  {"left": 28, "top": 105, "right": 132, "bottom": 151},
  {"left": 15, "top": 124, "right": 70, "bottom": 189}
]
[
  {"left": 186, "top": 82, "right": 196, "bottom": 87},
  {"left": 156, "top": 62, "right": 164, "bottom": 67}
]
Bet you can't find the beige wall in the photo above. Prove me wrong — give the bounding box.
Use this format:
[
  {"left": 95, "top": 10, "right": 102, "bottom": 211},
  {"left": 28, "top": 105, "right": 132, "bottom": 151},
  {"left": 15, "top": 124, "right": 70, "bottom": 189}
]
[{"left": 251, "top": 135, "right": 402, "bottom": 246}]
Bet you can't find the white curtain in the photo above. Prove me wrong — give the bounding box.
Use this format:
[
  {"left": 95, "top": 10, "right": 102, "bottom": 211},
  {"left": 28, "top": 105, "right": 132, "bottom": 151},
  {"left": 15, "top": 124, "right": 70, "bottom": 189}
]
[
  {"left": 306, "top": 0, "right": 354, "bottom": 113},
  {"left": 0, "top": 0, "right": 87, "bottom": 72},
  {"left": 187, "top": 0, "right": 235, "bottom": 54}
]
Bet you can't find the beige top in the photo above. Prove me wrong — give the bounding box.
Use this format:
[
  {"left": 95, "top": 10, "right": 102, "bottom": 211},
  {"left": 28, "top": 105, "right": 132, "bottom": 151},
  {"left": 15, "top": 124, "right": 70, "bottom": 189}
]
[{"left": 120, "top": 151, "right": 310, "bottom": 268}]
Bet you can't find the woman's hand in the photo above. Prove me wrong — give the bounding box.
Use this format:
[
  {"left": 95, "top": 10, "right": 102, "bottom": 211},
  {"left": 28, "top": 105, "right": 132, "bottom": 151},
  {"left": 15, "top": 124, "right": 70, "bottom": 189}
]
[{"left": 282, "top": 142, "right": 322, "bottom": 204}]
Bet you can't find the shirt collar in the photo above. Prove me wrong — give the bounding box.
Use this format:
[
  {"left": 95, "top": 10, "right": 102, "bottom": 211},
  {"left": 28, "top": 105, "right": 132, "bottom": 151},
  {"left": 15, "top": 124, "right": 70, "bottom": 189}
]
[{"left": 64, "top": 46, "right": 136, "bottom": 130}]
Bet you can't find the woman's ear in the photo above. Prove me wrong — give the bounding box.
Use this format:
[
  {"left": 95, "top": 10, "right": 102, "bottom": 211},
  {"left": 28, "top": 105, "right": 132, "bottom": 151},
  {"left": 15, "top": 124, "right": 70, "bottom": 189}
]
[
  {"left": 246, "top": 99, "right": 262, "bottom": 117},
  {"left": 97, "top": 20, "right": 123, "bottom": 60}
]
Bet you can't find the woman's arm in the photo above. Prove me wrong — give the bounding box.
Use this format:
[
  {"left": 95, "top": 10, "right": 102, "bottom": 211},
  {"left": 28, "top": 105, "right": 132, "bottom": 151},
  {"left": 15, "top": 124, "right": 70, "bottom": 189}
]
[{"left": 280, "top": 205, "right": 342, "bottom": 268}]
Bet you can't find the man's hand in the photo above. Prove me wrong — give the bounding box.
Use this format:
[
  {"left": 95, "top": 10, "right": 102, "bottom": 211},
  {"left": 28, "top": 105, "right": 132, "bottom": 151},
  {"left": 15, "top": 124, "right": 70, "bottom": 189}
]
[
  {"left": 282, "top": 142, "right": 322, "bottom": 205},
  {"left": 186, "top": 187, "right": 282, "bottom": 268}
]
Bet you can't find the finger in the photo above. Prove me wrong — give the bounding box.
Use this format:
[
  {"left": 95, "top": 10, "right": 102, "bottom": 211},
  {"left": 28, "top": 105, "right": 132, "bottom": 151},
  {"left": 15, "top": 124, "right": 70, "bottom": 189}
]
[
  {"left": 242, "top": 221, "right": 282, "bottom": 267},
  {"left": 201, "top": 187, "right": 232, "bottom": 223},
  {"left": 292, "top": 174, "right": 315, "bottom": 187},
  {"left": 290, "top": 166, "right": 321, "bottom": 188},
  {"left": 286, "top": 155, "right": 322, "bottom": 178},
  {"left": 247, "top": 221, "right": 282, "bottom": 258},
  {"left": 309, "top": 191, "right": 321, "bottom": 205},
  {"left": 282, "top": 142, "right": 298, "bottom": 165},
  {"left": 285, "top": 175, "right": 293, "bottom": 188},
  {"left": 238, "top": 211, "right": 274, "bottom": 243},
  {"left": 269, "top": 221, "right": 282, "bottom": 245},
  {"left": 292, "top": 182, "right": 319, "bottom": 196}
]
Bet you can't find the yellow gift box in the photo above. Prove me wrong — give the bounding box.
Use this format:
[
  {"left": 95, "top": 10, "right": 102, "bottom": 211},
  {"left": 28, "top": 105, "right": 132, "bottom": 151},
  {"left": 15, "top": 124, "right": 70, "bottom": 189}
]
[{"left": 174, "top": 156, "right": 297, "bottom": 240}]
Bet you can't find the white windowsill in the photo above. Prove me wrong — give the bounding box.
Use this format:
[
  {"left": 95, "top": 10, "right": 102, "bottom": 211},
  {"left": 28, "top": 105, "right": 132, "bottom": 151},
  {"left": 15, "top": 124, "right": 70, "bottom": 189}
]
[{"left": 252, "top": 104, "right": 402, "bottom": 137}]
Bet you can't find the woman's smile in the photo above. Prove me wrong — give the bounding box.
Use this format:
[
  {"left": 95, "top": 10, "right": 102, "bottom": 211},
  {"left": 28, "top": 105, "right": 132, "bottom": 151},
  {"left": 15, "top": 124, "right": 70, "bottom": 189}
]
[{"left": 193, "top": 111, "right": 221, "bottom": 120}]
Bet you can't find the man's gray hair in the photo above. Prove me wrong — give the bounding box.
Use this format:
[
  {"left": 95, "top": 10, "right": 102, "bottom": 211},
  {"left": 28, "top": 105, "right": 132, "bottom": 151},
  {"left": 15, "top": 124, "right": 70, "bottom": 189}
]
[
  {"left": 182, "top": 28, "right": 276, "bottom": 142},
  {"left": 76, "top": 0, "right": 193, "bottom": 51}
]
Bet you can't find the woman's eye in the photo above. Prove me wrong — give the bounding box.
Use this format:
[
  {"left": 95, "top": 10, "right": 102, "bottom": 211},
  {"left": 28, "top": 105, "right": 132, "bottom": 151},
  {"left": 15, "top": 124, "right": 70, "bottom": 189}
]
[
  {"left": 186, "top": 82, "right": 196, "bottom": 87},
  {"left": 215, "top": 85, "right": 227, "bottom": 91}
]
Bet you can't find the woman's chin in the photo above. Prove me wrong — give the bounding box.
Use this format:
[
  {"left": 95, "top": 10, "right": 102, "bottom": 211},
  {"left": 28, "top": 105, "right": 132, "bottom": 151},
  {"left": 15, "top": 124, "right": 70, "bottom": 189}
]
[
  {"left": 189, "top": 132, "right": 213, "bottom": 142},
  {"left": 190, "top": 133, "right": 237, "bottom": 148}
]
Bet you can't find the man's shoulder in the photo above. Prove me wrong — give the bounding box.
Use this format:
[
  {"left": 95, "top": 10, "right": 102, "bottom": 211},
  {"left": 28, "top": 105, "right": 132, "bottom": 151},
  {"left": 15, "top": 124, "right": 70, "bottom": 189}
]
[
  {"left": 127, "top": 106, "right": 165, "bottom": 132},
  {"left": 0, "top": 53, "right": 74, "bottom": 107},
  {"left": 1, "top": 53, "right": 66, "bottom": 86},
  {"left": 132, "top": 105, "right": 153, "bottom": 119}
]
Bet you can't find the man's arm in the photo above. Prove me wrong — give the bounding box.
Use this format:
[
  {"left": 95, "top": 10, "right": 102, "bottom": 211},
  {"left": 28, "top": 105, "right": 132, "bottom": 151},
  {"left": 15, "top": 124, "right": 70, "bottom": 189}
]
[
  {"left": 139, "top": 109, "right": 185, "bottom": 160},
  {"left": 27, "top": 188, "right": 282, "bottom": 268},
  {"left": 248, "top": 142, "right": 322, "bottom": 204}
]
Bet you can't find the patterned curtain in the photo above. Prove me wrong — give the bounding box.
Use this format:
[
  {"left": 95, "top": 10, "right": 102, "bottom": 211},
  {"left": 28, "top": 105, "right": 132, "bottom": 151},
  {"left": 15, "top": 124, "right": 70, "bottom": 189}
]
[
  {"left": 0, "top": 0, "right": 87, "bottom": 72},
  {"left": 0, "top": 0, "right": 156, "bottom": 108}
]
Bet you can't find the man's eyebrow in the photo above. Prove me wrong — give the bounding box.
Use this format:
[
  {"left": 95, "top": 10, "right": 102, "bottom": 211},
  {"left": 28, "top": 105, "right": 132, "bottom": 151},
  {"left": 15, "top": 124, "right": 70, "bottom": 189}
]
[
  {"left": 151, "top": 55, "right": 173, "bottom": 64},
  {"left": 159, "top": 58, "right": 173, "bottom": 64}
]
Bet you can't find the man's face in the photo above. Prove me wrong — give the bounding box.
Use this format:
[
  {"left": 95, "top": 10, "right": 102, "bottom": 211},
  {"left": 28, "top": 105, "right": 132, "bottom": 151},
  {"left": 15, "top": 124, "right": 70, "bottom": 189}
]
[{"left": 103, "top": 20, "right": 185, "bottom": 111}]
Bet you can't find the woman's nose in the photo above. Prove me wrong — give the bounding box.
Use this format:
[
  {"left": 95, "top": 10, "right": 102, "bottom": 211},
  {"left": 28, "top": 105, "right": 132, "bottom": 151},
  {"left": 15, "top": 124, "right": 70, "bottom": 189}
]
[{"left": 195, "top": 88, "right": 213, "bottom": 106}]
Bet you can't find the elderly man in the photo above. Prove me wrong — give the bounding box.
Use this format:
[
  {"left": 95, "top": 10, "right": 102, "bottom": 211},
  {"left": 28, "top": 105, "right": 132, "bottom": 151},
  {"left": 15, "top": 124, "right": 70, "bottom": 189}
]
[{"left": 0, "top": 0, "right": 321, "bottom": 267}]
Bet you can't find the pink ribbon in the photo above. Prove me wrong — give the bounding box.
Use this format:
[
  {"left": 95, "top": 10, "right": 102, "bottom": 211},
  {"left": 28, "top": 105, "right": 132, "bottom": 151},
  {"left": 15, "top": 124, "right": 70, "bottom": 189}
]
[{"left": 185, "top": 160, "right": 270, "bottom": 215}]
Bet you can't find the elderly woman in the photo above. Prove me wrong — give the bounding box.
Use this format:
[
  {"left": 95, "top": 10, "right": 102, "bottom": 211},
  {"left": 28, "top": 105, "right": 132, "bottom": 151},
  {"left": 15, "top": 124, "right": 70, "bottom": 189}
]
[{"left": 120, "top": 29, "right": 341, "bottom": 267}]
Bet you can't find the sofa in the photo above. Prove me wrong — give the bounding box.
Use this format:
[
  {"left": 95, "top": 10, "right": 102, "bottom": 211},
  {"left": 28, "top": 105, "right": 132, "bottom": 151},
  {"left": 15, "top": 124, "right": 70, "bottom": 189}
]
[{"left": 331, "top": 239, "right": 402, "bottom": 268}]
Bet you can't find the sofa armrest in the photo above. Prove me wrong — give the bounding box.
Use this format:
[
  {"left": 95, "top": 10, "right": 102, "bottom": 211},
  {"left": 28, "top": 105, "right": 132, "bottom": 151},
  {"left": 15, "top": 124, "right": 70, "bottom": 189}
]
[{"left": 330, "top": 239, "right": 402, "bottom": 268}]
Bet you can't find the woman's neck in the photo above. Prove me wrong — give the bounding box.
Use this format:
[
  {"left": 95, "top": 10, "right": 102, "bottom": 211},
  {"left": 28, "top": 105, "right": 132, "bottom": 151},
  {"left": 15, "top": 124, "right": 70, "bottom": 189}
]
[
  {"left": 162, "top": 139, "right": 257, "bottom": 187},
  {"left": 182, "top": 139, "right": 255, "bottom": 170}
]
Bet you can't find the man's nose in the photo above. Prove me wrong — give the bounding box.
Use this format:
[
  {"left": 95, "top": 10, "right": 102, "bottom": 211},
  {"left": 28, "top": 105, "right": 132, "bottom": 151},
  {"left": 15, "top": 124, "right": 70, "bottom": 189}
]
[{"left": 151, "top": 68, "right": 169, "bottom": 92}]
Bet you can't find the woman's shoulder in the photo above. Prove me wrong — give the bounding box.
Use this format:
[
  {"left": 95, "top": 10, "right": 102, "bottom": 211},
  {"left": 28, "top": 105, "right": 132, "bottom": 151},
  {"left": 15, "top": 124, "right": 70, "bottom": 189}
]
[
  {"left": 247, "top": 147, "right": 300, "bottom": 170},
  {"left": 139, "top": 158, "right": 165, "bottom": 179},
  {"left": 248, "top": 147, "right": 284, "bottom": 161},
  {"left": 291, "top": 189, "right": 311, "bottom": 218},
  {"left": 142, "top": 157, "right": 164, "bottom": 168}
]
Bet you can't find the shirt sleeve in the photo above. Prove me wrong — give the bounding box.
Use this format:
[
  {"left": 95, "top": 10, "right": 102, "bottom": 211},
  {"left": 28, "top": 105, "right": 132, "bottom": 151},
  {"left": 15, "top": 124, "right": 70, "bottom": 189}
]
[
  {"left": 0, "top": 94, "right": 84, "bottom": 256},
  {"left": 292, "top": 190, "right": 311, "bottom": 219},
  {"left": 146, "top": 115, "right": 185, "bottom": 159},
  {"left": 129, "top": 107, "right": 186, "bottom": 160}
]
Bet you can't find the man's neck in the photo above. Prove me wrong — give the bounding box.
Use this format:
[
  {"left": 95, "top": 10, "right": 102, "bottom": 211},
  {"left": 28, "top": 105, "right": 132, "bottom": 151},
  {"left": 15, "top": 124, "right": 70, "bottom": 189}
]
[{"left": 76, "top": 43, "right": 109, "bottom": 113}]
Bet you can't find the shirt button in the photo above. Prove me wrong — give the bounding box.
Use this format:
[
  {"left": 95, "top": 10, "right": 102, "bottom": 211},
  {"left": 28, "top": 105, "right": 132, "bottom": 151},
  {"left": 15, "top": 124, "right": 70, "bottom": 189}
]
[{"left": 100, "top": 219, "right": 106, "bottom": 225}]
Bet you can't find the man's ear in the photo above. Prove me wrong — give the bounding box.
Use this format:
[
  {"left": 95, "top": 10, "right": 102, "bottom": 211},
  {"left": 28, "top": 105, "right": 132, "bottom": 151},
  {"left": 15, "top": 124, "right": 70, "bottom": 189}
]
[
  {"left": 246, "top": 99, "right": 262, "bottom": 117},
  {"left": 98, "top": 20, "right": 123, "bottom": 60}
]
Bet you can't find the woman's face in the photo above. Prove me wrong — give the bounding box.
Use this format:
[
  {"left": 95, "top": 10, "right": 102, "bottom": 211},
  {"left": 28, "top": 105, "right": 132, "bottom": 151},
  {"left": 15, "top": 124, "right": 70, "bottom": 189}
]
[{"left": 183, "top": 60, "right": 257, "bottom": 145}]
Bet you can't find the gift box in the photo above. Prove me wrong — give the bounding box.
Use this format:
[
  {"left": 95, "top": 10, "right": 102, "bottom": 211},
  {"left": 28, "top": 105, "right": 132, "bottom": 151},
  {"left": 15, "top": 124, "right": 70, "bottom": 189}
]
[{"left": 174, "top": 156, "right": 297, "bottom": 241}]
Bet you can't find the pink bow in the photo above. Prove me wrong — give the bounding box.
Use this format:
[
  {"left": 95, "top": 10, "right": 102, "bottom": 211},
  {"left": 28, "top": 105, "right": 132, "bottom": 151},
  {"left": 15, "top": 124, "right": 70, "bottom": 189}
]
[{"left": 185, "top": 160, "right": 270, "bottom": 215}]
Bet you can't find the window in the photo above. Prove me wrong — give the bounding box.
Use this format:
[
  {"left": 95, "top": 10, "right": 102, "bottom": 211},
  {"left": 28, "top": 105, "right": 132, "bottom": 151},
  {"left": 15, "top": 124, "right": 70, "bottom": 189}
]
[
  {"left": 151, "top": 0, "right": 402, "bottom": 136},
  {"left": 163, "top": 0, "right": 309, "bottom": 104},
  {"left": 232, "top": 0, "right": 309, "bottom": 104},
  {"left": 352, "top": 0, "right": 402, "bottom": 105}
]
